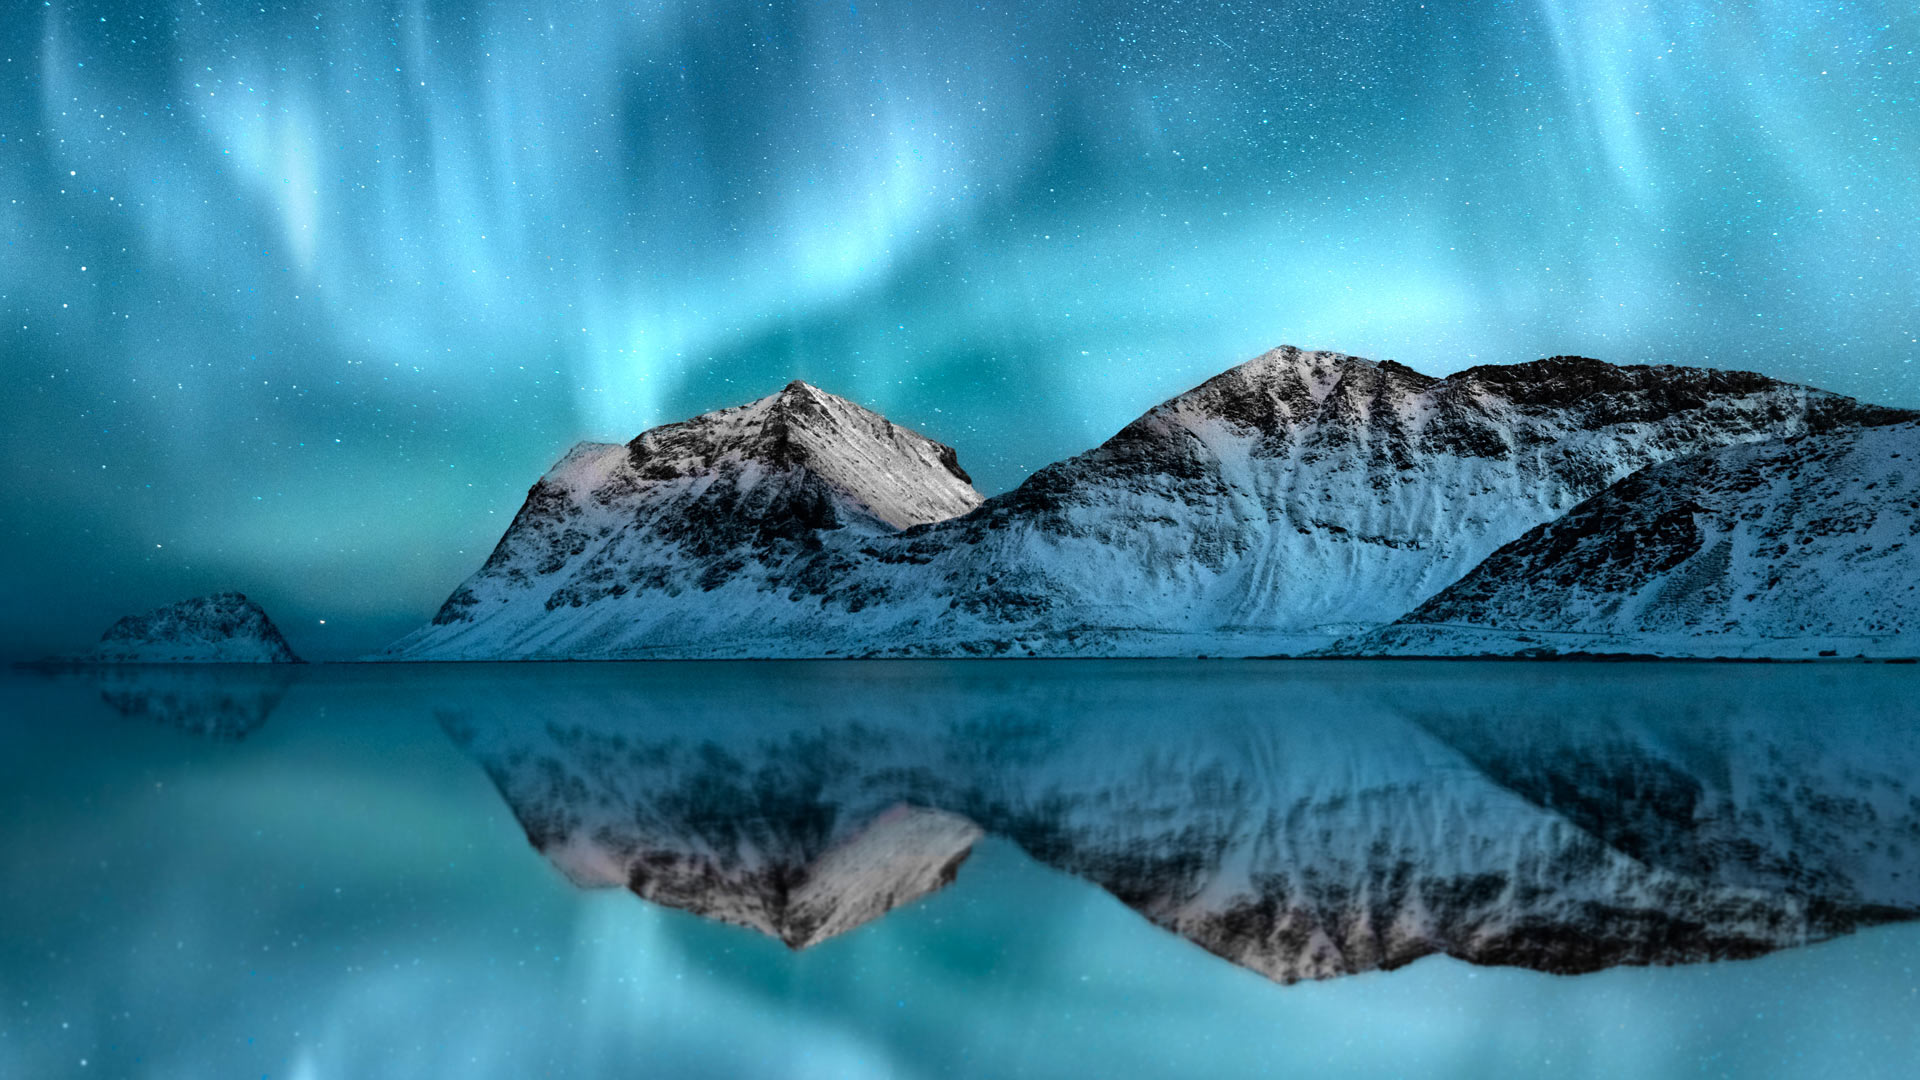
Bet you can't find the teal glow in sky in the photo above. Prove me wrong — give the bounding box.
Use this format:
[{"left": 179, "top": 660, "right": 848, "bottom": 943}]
[{"left": 3, "top": 0, "right": 1918, "bottom": 656}]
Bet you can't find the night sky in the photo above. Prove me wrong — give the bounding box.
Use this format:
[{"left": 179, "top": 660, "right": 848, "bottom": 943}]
[{"left": 4, "top": 0, "right": 1918, "bottom": 658}]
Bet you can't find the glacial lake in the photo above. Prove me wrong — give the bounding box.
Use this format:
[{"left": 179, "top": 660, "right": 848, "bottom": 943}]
[{"left": 4, "top": 660, "right": 1918, "bottom": 1079}]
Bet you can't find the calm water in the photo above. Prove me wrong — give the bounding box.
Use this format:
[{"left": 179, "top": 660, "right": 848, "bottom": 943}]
[{"left": 3, "top": 661, "right": 1919, "bottom": 1079}]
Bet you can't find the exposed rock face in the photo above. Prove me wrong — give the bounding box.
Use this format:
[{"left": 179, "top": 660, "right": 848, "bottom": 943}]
[
  {"left": 435, "top": 661, "right": 1920, "bottom": 983},
  {"left": 83, "top": 592, "right": 302, "bottom": 663},
  {"left": 1337, "top": 420, "right": 1920, "bottom": 657},
  {"left": 383, "top": 347, "right": 1908, "bottom": 659}
]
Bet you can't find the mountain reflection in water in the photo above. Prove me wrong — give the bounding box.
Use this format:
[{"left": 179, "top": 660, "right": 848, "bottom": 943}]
[
  {"left": 52, "top": 660, "right": 1915, "bottom": 986},
  {"left": 434, "top": 662, "right": 1920, "bottom": 984},
  {"left": 9, "top": 660, "right": 1920, "bottom": 1079},
  {"left": 87, "top": 663, "right": 301, "bottom": 739}
]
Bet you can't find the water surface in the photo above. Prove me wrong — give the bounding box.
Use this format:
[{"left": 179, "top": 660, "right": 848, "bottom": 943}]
[{"left": 3, "top": 661, "right": 1917, "bottom": 1078}]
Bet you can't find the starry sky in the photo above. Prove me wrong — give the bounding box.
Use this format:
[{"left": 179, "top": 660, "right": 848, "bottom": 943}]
[{"left": 4, "top": 0, "right": 1918, "bottom": 658}]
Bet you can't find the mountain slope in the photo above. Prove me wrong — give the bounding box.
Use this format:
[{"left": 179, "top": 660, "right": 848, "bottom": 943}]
[
  {"left": 1334, "top": 420, "right": 1920, "bottom": 657},
  {"left": 384, "top": 347, "right": 1910, "bottom": 659}
]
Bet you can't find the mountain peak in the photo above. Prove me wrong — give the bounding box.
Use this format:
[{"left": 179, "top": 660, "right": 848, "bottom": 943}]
[
  {"left": 767, "top": 379, "right": 830, "bottom": 419},
  {"left": 618, "top": 381, "right": 981, "bottom": 530},
  {"left": 1217, "top": 345, "right": 1384, "bottom": 397},
  {"left": 1117, "top": 345, "right": 1434, "bottom": 440}
]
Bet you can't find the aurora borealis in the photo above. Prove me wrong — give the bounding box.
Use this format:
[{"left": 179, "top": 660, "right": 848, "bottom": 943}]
[{"left": 4, "top": 0, "right": 1918, "bottom": 657}]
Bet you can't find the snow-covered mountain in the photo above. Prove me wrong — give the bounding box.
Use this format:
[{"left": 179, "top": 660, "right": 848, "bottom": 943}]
[
  {"left": 853, "top": 348, "right": 1912, "bottom": 656},
  {"left": 1334, "top": 420, "right": 1920, "bottom": 658},
  {"left": 79, "top": 592, "right": 302, "bottom": 663},
  {"left": 383, "top": 380, "right": 983, "bottom": 658},
  {"left": 384, "top": 347, "right": 1907, "bottom": 659},
  {"left": 435, "top": 661, "right": 1920, "bottom": 983}
]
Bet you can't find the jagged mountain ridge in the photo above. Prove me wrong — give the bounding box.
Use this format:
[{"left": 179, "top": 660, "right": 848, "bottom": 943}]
[
  {"left": 436, "top": 663, "right": 1920, "bottom": 983},
  {"left": 80, "top": 592, "right": 302, "bottom": 664},
  {"left": 866, "top": 349, "right": 1910, "bottom": 655},
  {"left": 1335, "top": 419, "right": 1920, "bottom": 657},
  {"left": 383, "top": 347, "right": 1911, "bottom": 659}
]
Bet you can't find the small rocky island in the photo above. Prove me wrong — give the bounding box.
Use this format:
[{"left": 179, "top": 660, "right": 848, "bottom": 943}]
[{"left": 80, "top": 592, "right": 303, "bottom": 664}]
